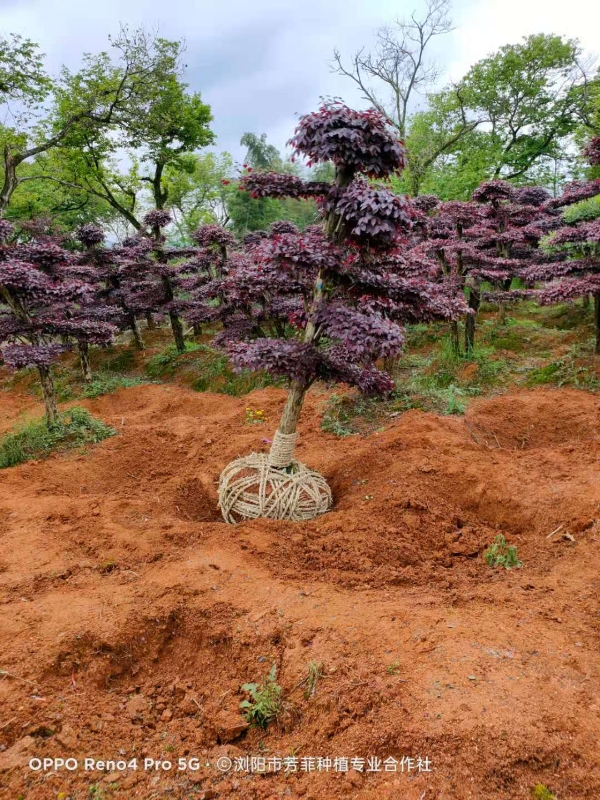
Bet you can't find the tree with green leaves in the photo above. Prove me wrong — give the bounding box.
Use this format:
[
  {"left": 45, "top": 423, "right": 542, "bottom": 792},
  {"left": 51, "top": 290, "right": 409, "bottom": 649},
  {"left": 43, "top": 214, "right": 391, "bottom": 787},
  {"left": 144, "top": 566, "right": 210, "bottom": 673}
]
[
  {"left": 0, "top": 27, "right": 172, "bottom": 215},
  {"left": 459, "top": 34, "right": 586, "bottom": 182},
  {"left": 164, "top": 152, "right": 234, "bottom": 241},
  {"left": 40, "top": 29, "right": 214, "bottom": 233},
  {"left": 227, "top": 133, "right": 326, "bottom": 237}
]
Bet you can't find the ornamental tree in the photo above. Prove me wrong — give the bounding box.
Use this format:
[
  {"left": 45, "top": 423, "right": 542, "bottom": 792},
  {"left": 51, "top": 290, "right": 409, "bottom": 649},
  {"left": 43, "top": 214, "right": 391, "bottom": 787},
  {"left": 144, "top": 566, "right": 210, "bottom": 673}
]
[
  {"left": 528, "top": 137, "right": 600, "bottom": 353},
  {"left": 222, "top": 103, "right": 466, "bottom": 474},
  {"left": 75, "top": 223, "right": 147, "bottom": 350},
  {"left": 413, "top": 179, "right": 560, "bottom": 352},
  {"left": 0, "top": 221, "right": 115, "bottom": 426},
  {"left": 108, "top": 209, "right": 200, "bottom": 353}
]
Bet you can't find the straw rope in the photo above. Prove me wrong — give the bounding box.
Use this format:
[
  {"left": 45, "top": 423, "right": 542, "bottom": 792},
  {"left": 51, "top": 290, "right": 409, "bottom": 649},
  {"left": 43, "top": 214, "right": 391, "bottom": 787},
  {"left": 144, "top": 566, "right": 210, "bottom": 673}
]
[
  {"left": 267, "top": 430, "right": 298, "bottom": 468},
  {"left": 218, "top": 452, "right": 332, "bottom": 524}
]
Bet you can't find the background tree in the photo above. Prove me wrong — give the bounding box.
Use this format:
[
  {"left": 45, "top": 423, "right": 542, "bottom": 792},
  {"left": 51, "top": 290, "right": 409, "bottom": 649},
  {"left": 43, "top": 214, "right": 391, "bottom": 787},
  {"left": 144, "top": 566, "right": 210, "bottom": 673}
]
[
  {"left": 164, "top": 152, "right": 235, "bottom": 240},
  {"left": 41, "top": 30, "right": 214, "bottom": 235},
  {"left": 0, "top": 222, "right": 114, "bottom": 425},
  {"left": 332, "top": 0, "right": 453, "bottom": 139},
  {"left": 459, "top": 34, "right": 586, "bottom": 182},
  {"left": 227, "top": 134, "right": 326, "bottom": 237},
  {"left": 414, "top": 180, "right": 559, "bottom": 353},
  {"left": 530, "top": 138, "right": 600, "bottom": 352},
  {"left": 0, "top": 27, "right": 172, "bottom": 215}
]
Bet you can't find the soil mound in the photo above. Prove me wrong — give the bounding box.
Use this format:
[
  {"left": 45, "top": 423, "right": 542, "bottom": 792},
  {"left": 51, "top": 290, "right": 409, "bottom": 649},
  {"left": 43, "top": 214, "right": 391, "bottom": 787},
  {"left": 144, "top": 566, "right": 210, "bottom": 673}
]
[{"left": 1, "top": 384, "right": 599, "bottom": 799}]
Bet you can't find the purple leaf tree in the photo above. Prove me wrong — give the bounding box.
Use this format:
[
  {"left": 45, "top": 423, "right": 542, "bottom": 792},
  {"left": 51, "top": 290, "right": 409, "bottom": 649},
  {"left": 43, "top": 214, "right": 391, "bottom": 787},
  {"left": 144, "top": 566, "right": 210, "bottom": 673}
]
[
  {"left": 528, "top": 137, "right": 600, "bottom": 353},
  {"left": 217, "top": 103, "right": 467, "bottom": 523},
  {"left": 414, "top": 180, "right": 560, "bottom": 353},
  {"left": 0, "top": 222, "right": 115, "bottom": 426}
]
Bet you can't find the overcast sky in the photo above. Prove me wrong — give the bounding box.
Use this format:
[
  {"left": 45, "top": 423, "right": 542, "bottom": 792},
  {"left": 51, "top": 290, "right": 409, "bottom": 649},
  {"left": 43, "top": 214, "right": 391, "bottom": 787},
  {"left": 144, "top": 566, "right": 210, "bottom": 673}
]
[{"left": 0, "top": 0, "right": 598, "bottom": 162}]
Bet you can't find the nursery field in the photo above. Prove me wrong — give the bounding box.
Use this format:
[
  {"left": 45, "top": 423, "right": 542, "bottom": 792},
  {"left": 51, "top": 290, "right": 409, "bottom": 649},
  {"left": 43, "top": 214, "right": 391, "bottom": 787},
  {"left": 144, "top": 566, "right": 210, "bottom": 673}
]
[{"left": 1, "top": 310, "right": 600, "bottom": 800}]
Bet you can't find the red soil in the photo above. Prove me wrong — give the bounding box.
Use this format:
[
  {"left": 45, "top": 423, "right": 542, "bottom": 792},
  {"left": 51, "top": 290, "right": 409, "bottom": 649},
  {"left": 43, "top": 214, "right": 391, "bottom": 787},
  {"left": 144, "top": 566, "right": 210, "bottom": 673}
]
[{"left": 0, "top": 384, "right": 599, "bottom": 799}]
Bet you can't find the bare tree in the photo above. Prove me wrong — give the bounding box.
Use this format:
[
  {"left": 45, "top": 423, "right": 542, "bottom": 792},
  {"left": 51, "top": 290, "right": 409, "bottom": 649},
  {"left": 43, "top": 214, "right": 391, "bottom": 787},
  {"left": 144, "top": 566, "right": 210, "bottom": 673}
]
[{"left": 332, "top": 0, "right": 453, "bottom": 138}]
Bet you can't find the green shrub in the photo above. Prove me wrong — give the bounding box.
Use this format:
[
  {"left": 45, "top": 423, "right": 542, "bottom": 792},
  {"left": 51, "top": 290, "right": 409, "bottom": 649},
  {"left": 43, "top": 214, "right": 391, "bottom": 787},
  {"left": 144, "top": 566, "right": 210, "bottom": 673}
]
[
  {"left": 0, "top": 407, "right": 116, "bottom": 469},
  {"left": 484, "top": 535, "right": 522, "bottom": 569},
  {"left": 240, "top": 663, "right": 283, "bottom": 728}
]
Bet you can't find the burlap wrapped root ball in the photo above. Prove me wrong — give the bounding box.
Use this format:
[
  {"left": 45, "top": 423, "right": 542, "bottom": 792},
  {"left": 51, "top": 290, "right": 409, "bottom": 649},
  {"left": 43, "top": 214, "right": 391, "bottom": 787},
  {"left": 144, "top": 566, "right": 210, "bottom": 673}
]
[{"left": 218, "top": 432, "right": 332, "bottom": 524}]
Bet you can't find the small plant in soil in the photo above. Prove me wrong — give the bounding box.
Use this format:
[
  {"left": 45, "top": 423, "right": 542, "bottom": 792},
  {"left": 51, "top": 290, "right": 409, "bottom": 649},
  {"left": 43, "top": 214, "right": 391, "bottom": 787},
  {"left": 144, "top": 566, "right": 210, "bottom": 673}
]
[
  {"left": 0, "top": 406, "right": 115, "bottom": 469},
  {"left": 245, "top": 407, "right": 266, "bottom": 424},
  {"left": 533, "top": 785, "right": 557, "bottom": 800},
  {"left": 386, "top": 661, "right": 401, "bottom": 675},
  {"left": 303, "top": 661, "right": 324, "bottom": 699},
  {"left": 484, "top": 535, "right": 522, "bottom": 569},
  {"left": 240, "top": 662, "right": 283, "bottom": 728},
  {"left": 442, "top": 385, "right": 466, "bottom": 415}
]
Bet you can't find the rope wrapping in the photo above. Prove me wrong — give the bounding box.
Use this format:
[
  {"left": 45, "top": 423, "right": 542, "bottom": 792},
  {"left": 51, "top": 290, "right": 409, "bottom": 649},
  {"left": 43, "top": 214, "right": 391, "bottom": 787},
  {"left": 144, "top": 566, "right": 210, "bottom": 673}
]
[
  {"left": 218, "top": 451, "right": 332, "bottom": 524},
  {"left": 267, "top": 430, "right": 298, "bottom": 468}
]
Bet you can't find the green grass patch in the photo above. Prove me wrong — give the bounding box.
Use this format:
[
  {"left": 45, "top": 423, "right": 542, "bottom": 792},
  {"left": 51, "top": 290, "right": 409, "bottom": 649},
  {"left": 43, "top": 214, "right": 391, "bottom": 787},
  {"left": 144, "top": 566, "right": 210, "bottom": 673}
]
[
  {"left": 524, "top": 343, "right": 600, "bottom": 391},
  {"left": 190, "top": 345, "right": 282, "bottom": 396},
  {"left": 145, "top": 342, "right": 201, "bottom": 378},
  {"left": 0, "top": 406, "right": 116, "bottom": 469},
  {"left": 80, "top": 372, "right": 147, "bottom": 399},
  {"left": 525, "top": 362, "right": 562, "bottom": 386}
]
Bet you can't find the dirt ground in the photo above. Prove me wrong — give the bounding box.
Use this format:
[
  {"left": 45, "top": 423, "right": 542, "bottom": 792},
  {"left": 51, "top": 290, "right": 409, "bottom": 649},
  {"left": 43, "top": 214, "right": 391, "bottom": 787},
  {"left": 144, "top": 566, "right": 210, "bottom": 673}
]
[{"left": 0, "top": 383, "right": 599, "bottom": 799}]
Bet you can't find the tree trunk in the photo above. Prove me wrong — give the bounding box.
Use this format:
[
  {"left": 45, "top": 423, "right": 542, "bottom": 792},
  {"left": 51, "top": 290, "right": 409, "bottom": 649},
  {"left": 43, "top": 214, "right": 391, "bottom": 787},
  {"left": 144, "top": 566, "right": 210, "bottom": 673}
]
[
  {"left": 146, "top": 313, "right": 156, "bottom": 330},
  {"left": 161, "top": 275, "right": 186, "bottom": 353},
  {"left": 38, "top": 365, "right": 59, "bottom": 428},
  {"left": 267, "top": 165, "right": 354, "bottom": 468},
  {"left": 278, "top": 378, "right": 310, "bottom": 436},
  {"left": 169, "top": 310, "right": 186, "bottom": 353},
  {"left": 594, "top": 292, "right": 600, "bottom": 356},
  {"left": 129, "top": 314, "right": 144, "bottom": 350},
  {"left": 450, "top": 320, "right": 461, "bottom": 358},
  {"left": 582, "top": 294, "right": 590, "bottom": 311},
  {"left": 0, "top": 149, "right": 19, "bottom": 214},
  {"left": 78, "top": 343, "right": 92, "bottom": 382},
  {"left": 268, "top": 271, "right": 323, "bottom": 467},
  {"left": 193, "top": 322, "right": 202, "bottom": 337},
  {"left": 497, "top": 302, "right": 507, "bottom": 326},
  {"left": 465, "top": 281, "right": 481, "bottom": 354}
]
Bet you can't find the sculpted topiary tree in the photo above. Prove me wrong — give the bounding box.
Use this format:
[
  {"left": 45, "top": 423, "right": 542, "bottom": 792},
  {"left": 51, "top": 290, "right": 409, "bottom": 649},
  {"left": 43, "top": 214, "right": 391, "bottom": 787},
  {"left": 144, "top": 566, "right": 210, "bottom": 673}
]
[
  {"left": 528, "top": 138, "right": 600, "bottom": 352},
  {"left": 0, "top": 221, "right": 114, "bottom": 425},
  {"left": 217, "top": 103, "right": 466, "bottom": 523},
  {"left": 413, "top": 180, "right": 559, "bottom": 353}
]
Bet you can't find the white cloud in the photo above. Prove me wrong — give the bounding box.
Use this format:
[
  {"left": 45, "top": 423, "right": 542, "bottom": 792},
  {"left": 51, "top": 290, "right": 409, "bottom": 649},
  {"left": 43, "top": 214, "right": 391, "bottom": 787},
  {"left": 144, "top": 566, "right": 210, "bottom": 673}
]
[{"left": 0, "top": 0, "right": 596, "bottom": 159}]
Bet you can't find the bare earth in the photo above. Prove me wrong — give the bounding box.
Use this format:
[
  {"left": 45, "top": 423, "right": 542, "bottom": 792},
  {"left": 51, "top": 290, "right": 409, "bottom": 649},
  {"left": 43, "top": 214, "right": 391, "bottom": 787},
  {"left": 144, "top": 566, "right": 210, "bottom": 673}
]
[{"left": 0, "top": 384, "right": 599, "bottom": 799}]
